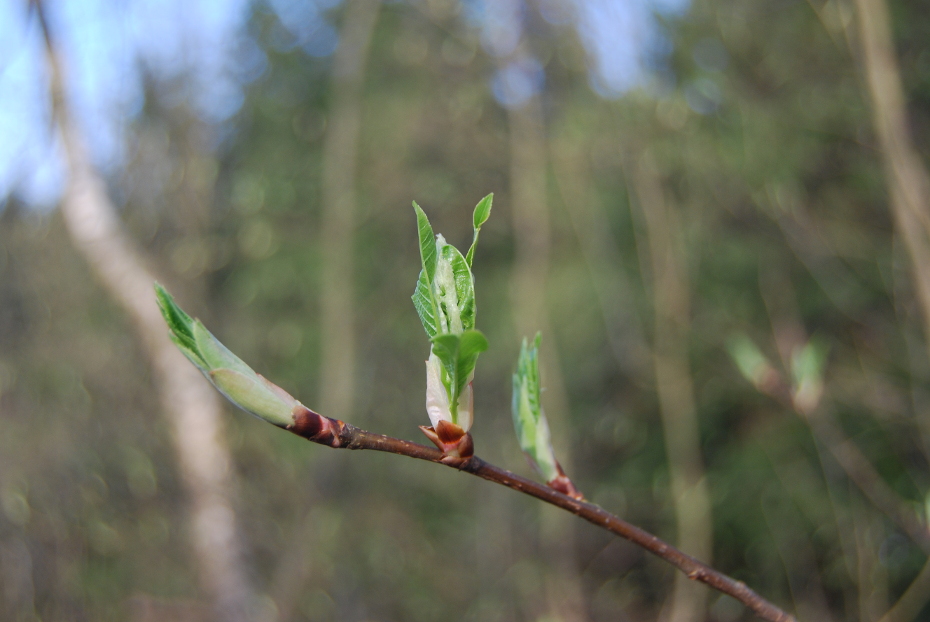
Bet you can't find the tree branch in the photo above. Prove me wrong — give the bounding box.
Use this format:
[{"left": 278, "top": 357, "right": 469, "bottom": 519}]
[{"left": 278, "top": 411, "right": 797, "bottom": 622}]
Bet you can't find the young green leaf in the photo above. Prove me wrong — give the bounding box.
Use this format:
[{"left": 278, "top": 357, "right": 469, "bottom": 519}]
[
  {"left": 430, "top": 334, "right": 459, "bottom": 388},
  {"left": 414, "top": 201, "right": 438, "bottom": 283},
  {"left": 155, "top": 282, "right": 206, "bottom": 369},
  {"left": 191, "top": 321, "right": 253, "bottom": 377},
  {"left": 411, "top": 198, "right": 492, "bottom": 435},
  {"left": 466, "top": 193, "right": 493, "bottom": 267},
  {"left": 430, "top": 329, "right": 488, "bottom": 413},
  {"left": 432, "top": 236, "right": 462, "bottom": 335},
  {"left": 440, "top": 243, "right": 476, "bottom": 332},
  {"left": 512, "top": 334, "right": 560, "bottom": 483},
  {"left": 412, "top": 203, "right": 443, "bottom": 338},
  {"left": 412, "top": 271, "right": 439, "bottom": 338},
  {"left": 473, "top": 193, "right": 493, "bottom": 229},
  {"left": 208, "top": 369, "right": 297, "bottom": 426},
  {"left": 455, "top": 329, "right": 488, "bottom": 383}
]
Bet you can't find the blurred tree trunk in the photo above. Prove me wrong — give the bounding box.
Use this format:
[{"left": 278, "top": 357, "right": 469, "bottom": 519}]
[
  {"left": 550, "top": 130, "right": 647, "bottom": 375},
  {"left": 508, "top": 86, "right": 589, "bottom": 622},
  {"left": 852, "top": 0, "right": 930, "bottom": 346},
  {"left": 850, "top": 0, "right": 930, "bottom": 618},
  {"left": 852, "top": 0, "right": 930, "bottom": 440},
  {"left": 628, "top": 153, "right": 712, "bottom": 622},
  {"left": 38, "top": 9, "right": 256, "bottom": 622},
  {"left": 318, "top": 0, "right": 381, "bottom": 421},
  {"left": 269, "top": 3, "right": 381, "bottom": 618}
]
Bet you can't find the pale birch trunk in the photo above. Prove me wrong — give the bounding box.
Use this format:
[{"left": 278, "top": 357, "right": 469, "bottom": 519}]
[
  {"left": 629, "top": 154, "right": 712, "bottom": 622},
  {"left": 38, "top": 9, "right": 255, "bottom": 621},
  {"left": 850, "top": 0, "right": 930, "bottom": 618},
  {"left": 318, "top": 0, "right": 382, "bottom": 421},
  {"left": 508, "top": 89, "right": 590, "bottom": 622}
]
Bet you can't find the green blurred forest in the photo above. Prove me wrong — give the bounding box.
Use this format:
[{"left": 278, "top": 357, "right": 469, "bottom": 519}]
[{"left": 3, "top": 0, "right": 930, "bottom": 620}]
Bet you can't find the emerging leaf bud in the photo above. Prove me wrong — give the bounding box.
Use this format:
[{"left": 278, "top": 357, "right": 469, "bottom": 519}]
[
  {"left": 154, "top": 284, "right": 339, "bottom": 443},
  {"left": 419, "top": 420, "right": 474, "bottom": 465},
  {"left": 411, "top": 197, "right": 491, "bottom": 459},
  {"left": 512, "top": 334, "right": 582, "bottom": 499},
  {"left": 421, "top": 350, "right": 477, "bottom": 462},
  {"left": 425, "top": 354, "right": 473, "bottom": 433}
]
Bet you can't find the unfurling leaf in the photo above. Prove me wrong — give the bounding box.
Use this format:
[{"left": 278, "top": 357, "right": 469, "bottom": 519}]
[
  {"left": 411, "top": 197, "right": 492, "bottom": 437},
  {"left": 512, "top": 334, "right": 560, "bottom": 483},
  {"left": 413, "top": 270, "right": 439, "bottom": 338},
  {"left": 414, "top": 201, "right": 438, "bottom": 284},
  {"left": 412, "top": 197, "right": 488, "bottom": 339},
  {"left": 430, "top": 329, "right": 488, "bottom": 426},
  {"left": 412, "top": 202, "right": 442, "bottom": 339},
  {"left": 155, "top": 283, "right": 305, "bottom": 427}
]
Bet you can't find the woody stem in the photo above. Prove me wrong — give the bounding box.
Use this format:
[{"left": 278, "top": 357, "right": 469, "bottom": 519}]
[{"left": 283, "top": 416, "right": 796, "bottom": 622}]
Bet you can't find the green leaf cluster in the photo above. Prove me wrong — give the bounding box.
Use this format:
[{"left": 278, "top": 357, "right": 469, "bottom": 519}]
[{"left": 411, "top": 195, "right": 492, "bottom": 425}]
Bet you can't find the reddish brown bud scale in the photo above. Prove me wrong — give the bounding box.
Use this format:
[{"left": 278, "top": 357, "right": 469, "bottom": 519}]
[
  {"left": 419, "top": 420, "right": 474, "bottom": 466},
  {"left": 287, "top": 405, "right": 344, "bottom": 448},
  {"left": 435, "top": 419, "right": 465, "bottom": 444},
  {"left": 547, "top": 462, "right": 583, "bottom": 500},
  {"left": 548, "top": 474, "right": 583, "bottom": 500}
]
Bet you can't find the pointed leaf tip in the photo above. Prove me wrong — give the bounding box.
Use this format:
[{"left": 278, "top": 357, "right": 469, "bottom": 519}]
[
  {"left": 413, "top": 201, "right": 438, "bottom": 284},
  {"left": 473, "top": 193, "right": 493, "bottom": 229},
  {"left": 154, "top": 283, "right": 308, "bottom": 427},
  {"left": 466, "top": 193, "right": 493, "bottom": 268},
  {"left": 154, "top": 283, "right": 194, "bottom": 339},
  {"left": 154, "top": 283, "right": 203, "bottom": 365}
]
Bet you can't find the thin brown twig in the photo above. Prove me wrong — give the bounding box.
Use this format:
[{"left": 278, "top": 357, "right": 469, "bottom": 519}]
[{"left": 280, "top": 411, "right": 797, "bottom": 622}]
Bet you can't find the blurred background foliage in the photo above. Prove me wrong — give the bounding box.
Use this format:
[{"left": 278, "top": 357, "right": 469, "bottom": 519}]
[{"left": 2, "top": 0, "right": 930, "bottom": 620}]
